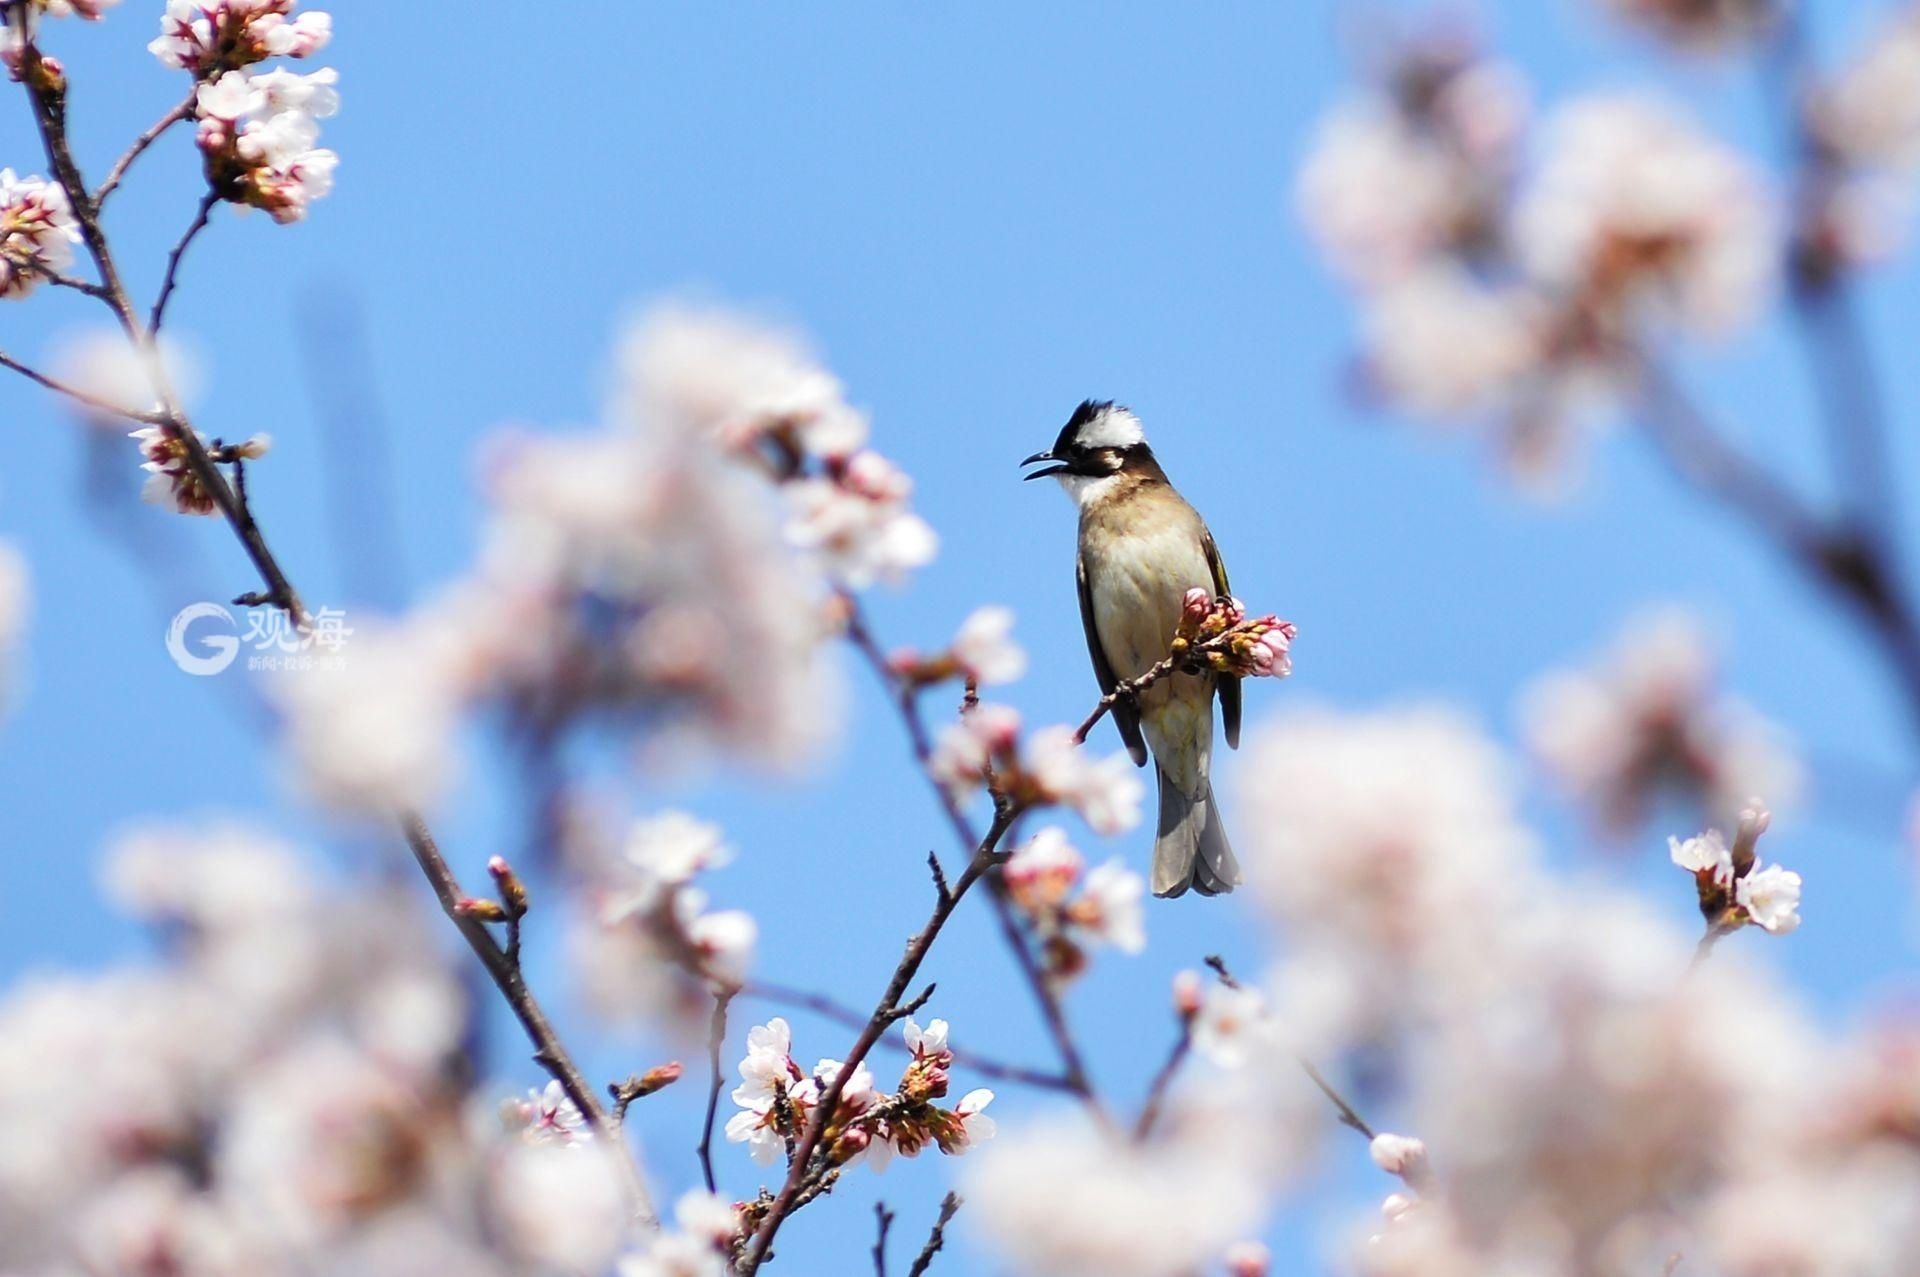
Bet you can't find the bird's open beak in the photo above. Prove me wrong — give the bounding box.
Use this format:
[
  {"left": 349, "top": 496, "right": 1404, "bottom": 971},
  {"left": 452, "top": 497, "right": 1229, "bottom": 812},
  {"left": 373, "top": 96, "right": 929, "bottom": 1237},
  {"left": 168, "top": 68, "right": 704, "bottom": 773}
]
[{"left": 1021, "top": 450, "right": 1067, "bottom": 480}]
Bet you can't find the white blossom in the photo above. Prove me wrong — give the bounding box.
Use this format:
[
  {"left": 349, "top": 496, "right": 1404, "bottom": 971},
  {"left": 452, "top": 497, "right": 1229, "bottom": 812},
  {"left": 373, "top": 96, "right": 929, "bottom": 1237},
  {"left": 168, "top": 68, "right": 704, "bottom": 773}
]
[
  {"left": 1736, "top": 863, "right": 1803, "bottom": 934},
  {"left": 1521, "top": 609, "right": 1802, "bottom": 832},
  {"left": 0, "top": 168, "right": 79, "bottom": 300},
  {"left": 950, "top": 604, "right": 1027, "bottom": 685},
  {"left": 1190, "top": 981, "right": 1272, "bottom": 1070},
  {"left": 1025, "top": 725, "right": 1146, "bottom": 834},
  {"left": 966, "top": 1122, "right": 1269, "bottom": 1277},
  {"left": 1669, "top": 828, "right": 1735, "bottom": 881},
  {"left": 1515, "top": 94, "right": 1777, "bottom": 335},
  {"left": 1071, "top": 859, "right": 1147, "bottom": 954}
]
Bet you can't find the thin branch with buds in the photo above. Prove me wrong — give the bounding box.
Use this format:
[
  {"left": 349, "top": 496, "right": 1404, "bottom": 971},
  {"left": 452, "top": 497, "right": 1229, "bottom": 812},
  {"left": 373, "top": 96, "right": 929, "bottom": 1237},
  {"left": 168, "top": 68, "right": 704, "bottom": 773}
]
[
  {"left": 401, "top": 818, "right": 657, "bottom": 1225},
  {"left": 698, "top": 986, "right": 734, "bottom": 1194},
  {"left": 94, "top": 92, "right": 197, "bottom": 205},
  {"left": 871, "top": 1201, "right": 895, "bottom": 1277},
  {"left": 905, "top": 1193, "right": 963, "bottom": 1277},
  {"left": 1, "top": 17, "right": 661, "bottom": 1231},
  {"left": 150, "top": 190, "right": 220, "bottom": 334},
  {"left": 739, "top": 979, "right": 1077, "bottom": 1092},
  {"left": 1132, "top": 1018, "right": 1192, "bottom": 1141},
  {"left": 737, "top": 808, "right": 1014, "bottom": 1273},
  {"left": 0, "top": 348, "right": 166, "bottom": 424},
  {"left": 839, "top": 594, "right": 1108, "bottom": 1118}
]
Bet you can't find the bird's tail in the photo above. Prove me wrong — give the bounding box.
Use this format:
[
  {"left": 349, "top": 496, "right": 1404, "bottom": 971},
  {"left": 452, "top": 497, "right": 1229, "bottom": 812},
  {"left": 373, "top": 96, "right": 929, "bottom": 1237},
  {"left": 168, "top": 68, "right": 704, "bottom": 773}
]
[{"left": 1151, "top": 765, "right": 1240, "bottom": 898}]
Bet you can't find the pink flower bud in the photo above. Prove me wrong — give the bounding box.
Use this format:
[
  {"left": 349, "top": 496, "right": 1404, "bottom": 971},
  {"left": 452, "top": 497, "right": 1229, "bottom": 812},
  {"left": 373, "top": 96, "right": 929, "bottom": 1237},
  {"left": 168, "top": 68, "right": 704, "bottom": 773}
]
[
  {"left": 1182, "top": 588, "right": 1211, "bottom": 620},
  {"left": 639, "top": 1062, "right": 685, "bottom": 1094},
  {"left": 1218, "top": 596, "right": 1246, "bottom": 626}
]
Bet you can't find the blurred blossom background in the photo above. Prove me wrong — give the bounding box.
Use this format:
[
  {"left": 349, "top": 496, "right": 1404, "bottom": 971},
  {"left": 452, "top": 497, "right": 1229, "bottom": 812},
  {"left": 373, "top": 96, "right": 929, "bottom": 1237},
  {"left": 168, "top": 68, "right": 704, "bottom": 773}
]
[{"left": 4, "top": 1, "right": 1920, "bottom": 1274}]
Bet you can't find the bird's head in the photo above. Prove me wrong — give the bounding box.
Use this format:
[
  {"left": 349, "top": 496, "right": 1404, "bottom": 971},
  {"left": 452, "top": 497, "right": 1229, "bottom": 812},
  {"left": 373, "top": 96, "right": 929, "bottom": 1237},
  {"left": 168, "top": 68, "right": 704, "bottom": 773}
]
[{"left": 1021, "top": 400, "right": 1150, "bottom": 502}]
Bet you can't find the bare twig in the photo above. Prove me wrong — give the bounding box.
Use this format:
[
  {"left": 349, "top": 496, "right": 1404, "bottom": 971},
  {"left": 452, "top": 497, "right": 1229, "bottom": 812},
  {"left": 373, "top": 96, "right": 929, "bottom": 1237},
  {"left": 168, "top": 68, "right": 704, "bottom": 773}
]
[
  {"left": 1205, "top": 954, "right": 1380, "bottom": 1143},
  {"left": 401, "top": 816, "right": 658, "bottom": 1225},
  {"left": 737, "top": 808, "right": 1015, "bottom": 1274},
  {"left": 872, "top": 1201, "right": 895, "bottom": 1277},
  {"left": 738, "top": 979, "right": 1077, "bottom": 1092},
  {"left": 1073, "top": 653, "right": 1177, "bottom": 743},
  {"left": 905, "top": 1193, "right": 963, "bottom": 1277},
  {"left": 1133, "top": 1019, "right": 1192, "bottom": 1141},
  {"left": 698, "top": 986, "right": 734, "bottom": 1194},
  {"left": 0, "top": 348, "right": 166, "bottom": 424},
  {"left": 980, "top": 880, "right": 1105, "bottom": 1114},
  {"left": 29, "top": 260, "right": 109, "bottom": 299},
  {"left": 149, "top": 190, "right": 219, "bottom": 334},
  {"left": 95, "top": 92, "right": 197, "bottom": 204}
]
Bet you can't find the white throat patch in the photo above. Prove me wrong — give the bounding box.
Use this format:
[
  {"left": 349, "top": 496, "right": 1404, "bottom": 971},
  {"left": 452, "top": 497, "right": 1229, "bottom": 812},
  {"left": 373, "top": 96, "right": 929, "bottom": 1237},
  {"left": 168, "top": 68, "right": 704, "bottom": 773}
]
[
  {"left": 1075, "top": 406, "right": 1145, "bottom": 450},
  {"left": 1058, "top": 471, "right": 1123, "bottom": 509}
]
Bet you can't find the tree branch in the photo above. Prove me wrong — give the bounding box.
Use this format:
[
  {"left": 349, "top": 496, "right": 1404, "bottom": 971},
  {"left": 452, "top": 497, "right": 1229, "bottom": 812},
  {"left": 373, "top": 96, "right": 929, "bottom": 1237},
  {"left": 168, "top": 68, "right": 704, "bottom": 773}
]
[
  {"left": 739, "top": 979, "right": 1077, "bottom": 1093},
  {"left": 0, "top": 347, "right": 166, "bottom": 424},
  {"left": 871, "top": 1201, "right": 895, "bottom": 1277},
  {"left": 736, "top": 808, "right": 1015, "bottom": 1274},
  {"left": 905, "top": 1193, "right": 962, "bottom": 1277},
  {"left": 95, "top": 92, "right": 197, "bottom": 205},
  {"left": 5, "top": 21, "right": 661, "bottom": 1232},
  {"left": 699, "top": 985, "right": 734, "bottom": 1194},
  {"left": 149, "top": 190, "right": 219, "bottom": 334},
  {"left": 401, "top": 816, "right": 657, "bottom": 1225}
]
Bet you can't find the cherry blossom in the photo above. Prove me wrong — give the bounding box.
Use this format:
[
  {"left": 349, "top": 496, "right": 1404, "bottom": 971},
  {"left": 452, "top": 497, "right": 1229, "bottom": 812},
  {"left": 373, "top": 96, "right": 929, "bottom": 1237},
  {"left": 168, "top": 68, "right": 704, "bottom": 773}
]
[
  {"left": 0, "top": 168, "right": 78, "bottom": 300},
  {"left": 151, "top": 0, "right": 332, "bottom": 77},
  {"left": 1522, "top": 609, "right": 1802, "bottom": 832},
  {"left": 195, "top": 66, "right": 339, "bottom": 223},
  {"left": 948, "top": 604, "right": 1027, "bottom": 685},
  {"left": 1736, "top": 863, "right": 1803, "bottom": 934},
  {"left": 1190, "top": 981, "right": 1272, "bottom": 1070},
  {"left": 1515, "top": 94, "right": 1777, "bottom": 337}
]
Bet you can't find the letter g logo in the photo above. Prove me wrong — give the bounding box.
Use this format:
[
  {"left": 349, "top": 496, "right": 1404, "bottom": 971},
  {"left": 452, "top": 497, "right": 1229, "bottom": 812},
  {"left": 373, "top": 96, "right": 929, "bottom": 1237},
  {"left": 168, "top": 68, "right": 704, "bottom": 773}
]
[{"left": 166, "top": 602, "right": 240, "bottom": 676}]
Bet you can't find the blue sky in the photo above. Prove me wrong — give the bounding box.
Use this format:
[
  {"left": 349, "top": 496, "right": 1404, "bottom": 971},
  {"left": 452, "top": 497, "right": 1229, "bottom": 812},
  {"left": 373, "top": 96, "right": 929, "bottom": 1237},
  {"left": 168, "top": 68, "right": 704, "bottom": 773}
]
[{"left": 3, "top": 2, "right": 1918, "bottom": 1273}]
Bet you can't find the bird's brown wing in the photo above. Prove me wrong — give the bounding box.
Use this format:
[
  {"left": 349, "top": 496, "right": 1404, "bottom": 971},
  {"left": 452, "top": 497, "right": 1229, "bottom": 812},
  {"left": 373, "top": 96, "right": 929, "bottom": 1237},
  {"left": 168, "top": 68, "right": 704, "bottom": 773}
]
[
  {"left": 1078, "top": 551, "right": 1148, "bottom": 767},
  {"left": 1202, "top": 526, "right": 1242, "bottom": 750}
]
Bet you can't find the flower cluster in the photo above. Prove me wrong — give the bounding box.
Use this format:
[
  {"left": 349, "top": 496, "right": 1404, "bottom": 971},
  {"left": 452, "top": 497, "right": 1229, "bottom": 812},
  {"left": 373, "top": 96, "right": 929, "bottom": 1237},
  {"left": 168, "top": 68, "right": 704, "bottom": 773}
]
[
  {"left": 0, "top": 168, "right": 77, "bottom": 301},
  {"left": 723, "top": 1016, "right": 994, "bottom": 1174},
  {"left": 928, "top": 703, "right": 1144, "bottom": 834},
  {"left": 0, "top": 821, "right": 667, "bottom": 1275},
  {"left": 1002, "top": 826, "right": 1146, "bottom": 978},
  {"left": 150, "top": 0, "right": 331, "bottom": 78},
  {"left": 1521, "top": 608, "right": 1801, "bottom": 833},
  {"left": 194, "top": 66, "right": 338, "bottom": 223},
  {"left": 1670, "top": 801, "right": 1803, "bottom": 936},
  {"left": 633, "top": 305, "right": 936, "bottom": 588},
  {"left": 274, "top": 305, "right": 893, "bottom": 816},
  {"left": 889, "top": 604, "right": 1028, "bottom": 689},
  {"left": 129, "top": 422, "right": 266, "bottom": 515},
  {"left": 1174, "top": 588, "right": 1296, "bottom": 678},
  {"left": 574, "top": 811, "right": 757, "bottom": 1026},
  {"left": 1795, "top": 5, "right": 1920, "bottom": 277},
  {"left": 1298, "top": 34, "right": 1776, "bottom": 487}
]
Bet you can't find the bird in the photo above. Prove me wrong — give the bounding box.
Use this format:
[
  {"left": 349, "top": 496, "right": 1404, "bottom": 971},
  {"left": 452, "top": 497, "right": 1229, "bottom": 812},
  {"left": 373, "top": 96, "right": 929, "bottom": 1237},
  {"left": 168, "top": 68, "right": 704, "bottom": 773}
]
[{"left": 1022, "top": 399, "right": 1241, "bottom": 898}]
